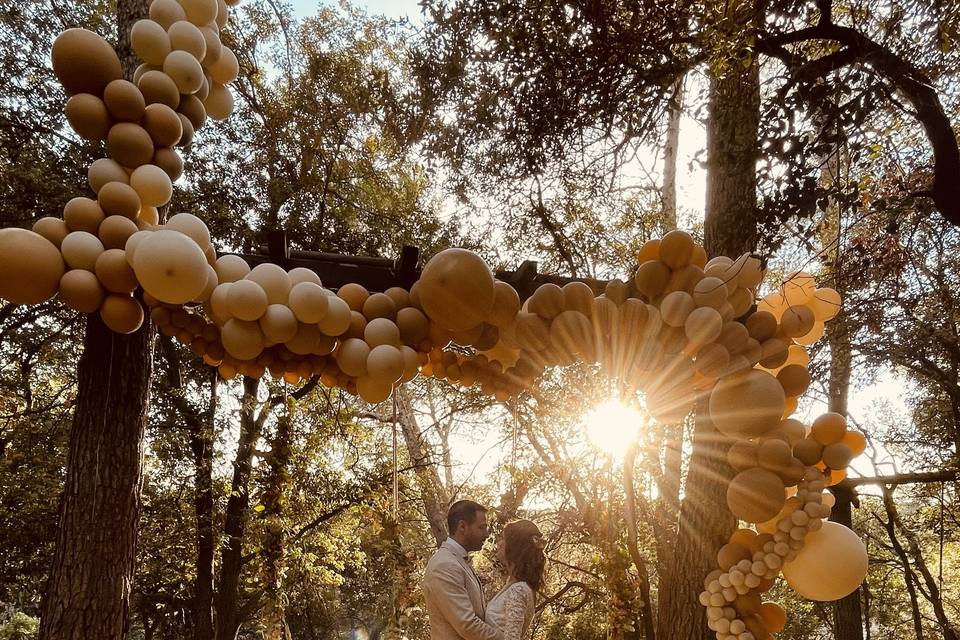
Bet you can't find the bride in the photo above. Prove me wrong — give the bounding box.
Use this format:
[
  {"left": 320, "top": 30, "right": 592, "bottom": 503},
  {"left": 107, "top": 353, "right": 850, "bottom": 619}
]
[{"left": 486, "top": 520, "right": 546, "bottom": 640}]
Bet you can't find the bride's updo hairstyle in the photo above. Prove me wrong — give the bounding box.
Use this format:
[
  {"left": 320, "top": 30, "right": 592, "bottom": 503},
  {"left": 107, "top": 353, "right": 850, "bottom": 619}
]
[{"left": 503, "top": 519, "right": 546, "bottom": 591}]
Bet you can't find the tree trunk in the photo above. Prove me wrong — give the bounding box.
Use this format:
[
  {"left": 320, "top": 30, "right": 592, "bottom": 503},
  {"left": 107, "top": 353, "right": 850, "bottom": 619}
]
[
  {"left": 657, "top": 17, "right": 759, "bottom": 637},
  {"left": 261, "top": 409, "right": 294, "bottom": 640},
  {"left": 38, "top": 314, "right": 154, "bottom": 640},
  {"left": 191, "top": 372, "right": 218, "bottom": 640},
  {"left": 661, "top": 78, "right": 684, "bottom": 231},
  {"left": 215, "top": 377, "right": 262, "bottom": 640},
  {"left": 39, "top": 3, "right": 151, "bottom": 637},
  {"left": 397, "top": 387, "right": 449, "bottom": 545}
]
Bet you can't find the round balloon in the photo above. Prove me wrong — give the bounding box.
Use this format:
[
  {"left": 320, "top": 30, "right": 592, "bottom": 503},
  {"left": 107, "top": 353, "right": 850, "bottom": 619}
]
[
  {"left": 418, "top": 248, "right": 495, "bottom": 331},
  {"left": 132, "top": 229, "right": 209, "bottom": 304},
  {"left": 782, "top": 521, "right": 868, "bottom": 601}
]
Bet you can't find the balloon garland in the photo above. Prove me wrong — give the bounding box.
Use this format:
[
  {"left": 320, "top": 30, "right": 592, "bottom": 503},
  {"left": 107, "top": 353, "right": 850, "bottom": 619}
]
[{"left": 0, "top": 1, "right": 868, "bottom": 637}]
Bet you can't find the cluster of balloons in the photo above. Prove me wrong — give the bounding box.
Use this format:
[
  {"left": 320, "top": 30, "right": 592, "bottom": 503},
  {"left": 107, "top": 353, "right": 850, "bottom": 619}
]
[
  {"left": 700, "top": 411, "right": 869, "bottom": 640},
  {"left": 0, "top": 0, "right": 240, "bottom": 332},
  {"left": 0, "top": 1, "right": 871, "bottom": 632}
]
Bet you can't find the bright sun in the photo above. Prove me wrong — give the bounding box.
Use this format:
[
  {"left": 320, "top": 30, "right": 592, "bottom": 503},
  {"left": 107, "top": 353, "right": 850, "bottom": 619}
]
[{"left": 583, "top": 399, "right": 646, "bottom": 457}]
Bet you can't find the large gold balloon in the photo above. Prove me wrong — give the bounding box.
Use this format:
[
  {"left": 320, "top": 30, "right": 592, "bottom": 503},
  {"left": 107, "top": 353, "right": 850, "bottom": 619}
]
[
  {"left": 709, "top": 369, "right": 785, "bottom": 438},
  {"left": 726, "top": 468, "right": 786, "bottom": 523},
  {"left": 132, "top": 229, "right": 209, "bottom": 304},
  {"left": 418, "top": 248, "right": 495, "bottom": 332},
  {"left": 51, "top": 29, "right": 123, "bottom": 96},
  {"left": 782, "top": 521, "right": 868, "bottom": 601}
]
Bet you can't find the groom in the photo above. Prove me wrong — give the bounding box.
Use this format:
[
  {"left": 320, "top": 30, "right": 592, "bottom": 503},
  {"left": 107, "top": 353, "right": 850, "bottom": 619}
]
[{"left": 422, "top": 500, "right": 504, "bottom": 640}]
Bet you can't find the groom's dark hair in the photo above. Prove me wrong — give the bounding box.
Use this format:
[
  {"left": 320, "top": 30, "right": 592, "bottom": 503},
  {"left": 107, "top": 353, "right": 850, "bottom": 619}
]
[{"left": 447, "top": 500, "right": 486, "bottom": 534}]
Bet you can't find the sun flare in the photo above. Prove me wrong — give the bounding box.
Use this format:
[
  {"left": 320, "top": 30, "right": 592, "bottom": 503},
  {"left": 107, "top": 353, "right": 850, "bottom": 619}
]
[{"left": 583, "top": 399, "right": 646, "bottom": 457}]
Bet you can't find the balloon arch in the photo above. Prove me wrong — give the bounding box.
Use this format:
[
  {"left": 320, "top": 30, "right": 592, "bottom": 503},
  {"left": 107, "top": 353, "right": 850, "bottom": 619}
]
[{"left": 0, "top": 1, "right": 868, "bottom": 638}]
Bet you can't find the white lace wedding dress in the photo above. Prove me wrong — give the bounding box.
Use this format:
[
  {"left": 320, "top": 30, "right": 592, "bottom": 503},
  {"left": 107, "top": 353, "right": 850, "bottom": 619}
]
[{"left": 485, "top": 581, "right": 535, "bottom": 640}]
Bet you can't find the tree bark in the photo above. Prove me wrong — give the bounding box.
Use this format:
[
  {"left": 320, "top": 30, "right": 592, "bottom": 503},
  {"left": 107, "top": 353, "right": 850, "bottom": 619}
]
[
  {"left": 657, "top": 16, "right": 759, "bottom": 637},
  {"left": 397, "top": 387, "right": 449, "bottom": 545},
  {"left": 38, "top": 314, "right": 154, "bottom": 640},
  {"left": 191, "top": 372, "right": 218, "bottom": 640},
  {"left": 261, "top": 409, "right": 294, "bottom": 640},
  {"left": 39, "top": 2, "right": 151, "bottom": 638},
  {"left": 661, "top": 78, "right": 684, "bottom": 231},
  {"left": 215, "top": 377, "right": 262, "bottom": 640}
]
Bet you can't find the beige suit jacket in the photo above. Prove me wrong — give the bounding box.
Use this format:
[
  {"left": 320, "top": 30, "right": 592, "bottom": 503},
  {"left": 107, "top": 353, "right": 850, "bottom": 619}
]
[{"left": 422, "top": 539, "right": 503, "bottom": 640}]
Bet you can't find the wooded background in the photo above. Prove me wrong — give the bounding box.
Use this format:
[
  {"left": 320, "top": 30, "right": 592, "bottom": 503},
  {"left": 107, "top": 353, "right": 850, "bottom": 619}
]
[{"left": 0, "top": 0, "right": 958, "bottom": 639}]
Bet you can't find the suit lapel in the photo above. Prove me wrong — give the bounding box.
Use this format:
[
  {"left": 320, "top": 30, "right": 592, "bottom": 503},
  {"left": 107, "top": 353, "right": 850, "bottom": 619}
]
[{"left": 443, "top": 541, "right": 485, "bottom": 618}]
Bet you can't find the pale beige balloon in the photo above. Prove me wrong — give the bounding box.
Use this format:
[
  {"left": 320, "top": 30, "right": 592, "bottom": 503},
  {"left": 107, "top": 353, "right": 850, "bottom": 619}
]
[
  {"left": 98, "top": 182, "right": 142, "bottom": 220},
  {"left": 418, "top": 248, "right": 495, "bottom": 332},
  {"left": 139, "top": 206, "right": 160, "bottom": 227},
  {"left": 132, "top": 229, "right": 209, "bottom": 304},
  {"left": 367, "top": 344, "right": 404, "bottom": 383},
  {"left": 192, "top": 264, "right": 218, "bottom": 303},
  {"left": 692, "top": 276, "right": 728, "bottom": 309},
  {"left": 138, "top": 69, "right": 180, "bottom": 109},
  {"left": 226, "top": 279, "right": 268, "bottom": 321},
  {"left": 288, "top": 282, "right": 329, "bottom": 323},
  {"left": 166, "top": 212, "right": 210, "bottom": 247},
  {"left": 365, "top": 318, "right": 401, "bottom": 347},
  {"left": 684, "top": 306, "right": 723, "bottom": 347},
  {"left": 782, "top": 521, "right": 867, "bottom": 601},
  {"left": 318, "top": 295, "right": 352, "bottom": 336},
  {"left": 288, "top": 267, "right": 321, "bottom": 287},
  {"left": 204, "top": 82, "right": 234, "bottom": 120},
  {"left": 199, "top": 25, "right": 222, "bottom": 63},
  {"left": 88, "top": 158, "right": 129, "bottom": 193},
  {"left": 208, "top": 282, "right": 232, "bottom": 322},
  {"left": 399, "top": 345, "right": 420, "bottom": 383},
  {"left": 207, "top": 46, "right": 238, "bottom": 84},
  {"left": 215, "top": 0, "right": 230, "bottom": 28},
  {"left": 286, "top": 322, "right": 323, "bottom": 355},
  {"left": 660, "top": 290, "right": 696, "bottom": 327},
  {"left": 0, "top": 229, "right": 65, "bottom": 304},
  {"left": 61, "top": 231, "right": 105, "bottom": 271},
  {"left": 123, "top": 229, "right": 153, "bottom": 264},
  {"left": 259, "top": 304, "right": 298, "bottom": 344},
  {"left": 808, "top": 287, "right": 842, "bottom": 321},
  {"left": 214, "top": 254, "right": 250, "bottom": 283},
  {"left": 167, "top": 20, "right": 206, "bottom": 60},
  {"left": 221, "top": 318, "right": 265, "bottom": 361},
  {"left": 58, "top": 269, "right": 105, "bottom": 312},
  {"left": 163, "top": 50, "right": 205, "bottom": 94},
  {"left": 129, "top": 164, "right": 173, "bottom": 207},
  {"left": 131, "top": 19, "right": 171, "bottom": 66},
  {"left": 149, "top": 0, "right": 187, "bottom": 29},
  {"left": 243, "top": 263, "right": 290, "bottom": 306},
  {"left": 336, "top": 338, "right": 370, "bottom": 377},
  {"left": 782, "top": 271, "right": 816, "bottom": 306}
]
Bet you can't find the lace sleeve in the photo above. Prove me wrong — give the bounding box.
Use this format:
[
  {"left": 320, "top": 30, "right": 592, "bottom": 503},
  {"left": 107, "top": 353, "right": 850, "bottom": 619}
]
[{"left": 500, "top": 582, "right": 535, "bottom": 640}]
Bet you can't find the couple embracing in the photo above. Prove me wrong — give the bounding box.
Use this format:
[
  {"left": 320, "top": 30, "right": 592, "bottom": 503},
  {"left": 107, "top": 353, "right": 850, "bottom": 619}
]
[{"left": 422, "top": 500, "right": 545, "bottom": 640}]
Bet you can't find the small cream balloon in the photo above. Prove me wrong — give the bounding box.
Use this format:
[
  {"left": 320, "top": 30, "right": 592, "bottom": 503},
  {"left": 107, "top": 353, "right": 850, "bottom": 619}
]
[
  {"left": 214, "top": 254, "right": 250, "bottom": 283},
  {"left": 288, "top": 282, "right": 329, "bottom": 323},
  {"left": 166, "top": 212, "right": 211, "bottom": 247},
  {"left": 129, "top": 164, "right": 173, "bottom": 207},
  {"left": 245, "top": 263, "right": 291, "bottom": 305},
  {"left": 220, "top": 318, "right": 265, "bottom": 361},
  {"left": 61, "top": 231, "right": 105, "bottom": 271},
  {"left": 226, "top": 279, "right": 268, "bottom": 321}
]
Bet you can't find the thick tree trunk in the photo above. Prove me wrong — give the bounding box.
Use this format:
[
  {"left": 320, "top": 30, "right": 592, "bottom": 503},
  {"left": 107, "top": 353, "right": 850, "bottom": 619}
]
[
  {"left": 39, "top": 2, "right": 151, "bottom": 638},
  {"left": 261, "top": 410, "right": 294, "bottom": 640},
  {"left": 38, "top": 315, "right": 154, "bottom": 640},
  {"left": 657, "top": 20, "right": 759, "bottom": 638},
  {"left": 191, "top": 373, "right": 218, "bottom": 640},
  {"left": 216, "top": 377, "right": 262, "bottom": 640}
]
